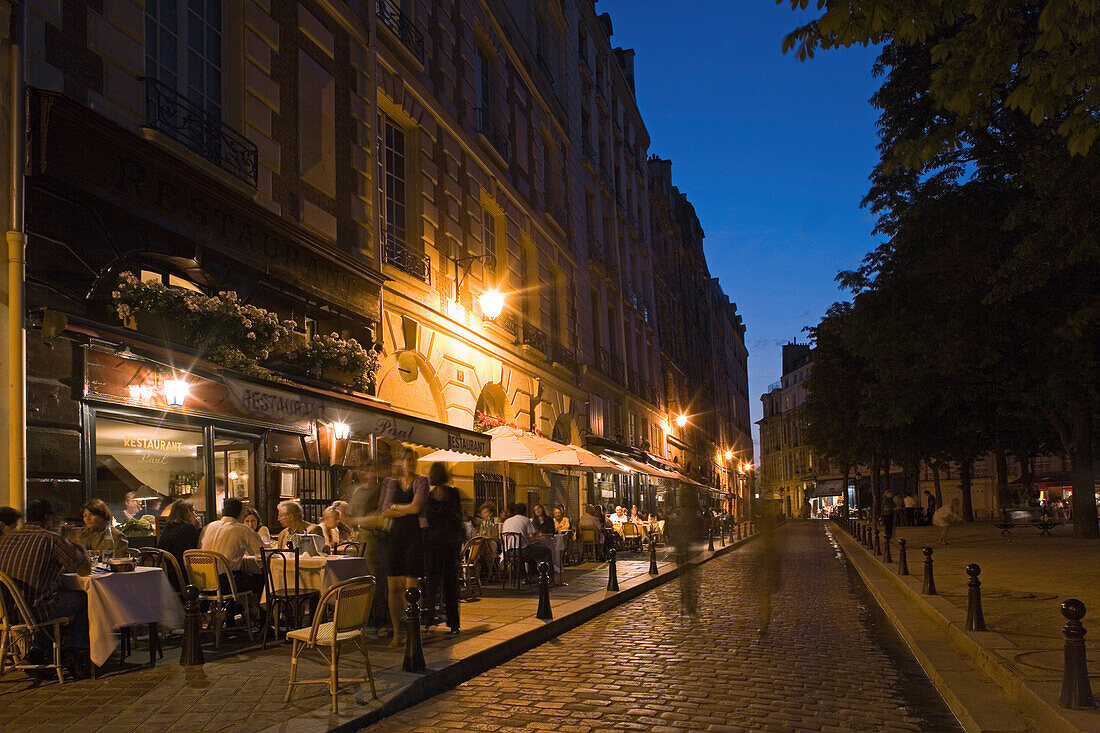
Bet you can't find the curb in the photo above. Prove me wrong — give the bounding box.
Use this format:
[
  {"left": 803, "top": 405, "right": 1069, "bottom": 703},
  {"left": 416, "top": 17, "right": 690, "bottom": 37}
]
[
  {"left": 832, "top": 521, "right": 1098, "bottom": 733},
  {"left": 330, "top": 533, "right": 755, "bottom": 731}
]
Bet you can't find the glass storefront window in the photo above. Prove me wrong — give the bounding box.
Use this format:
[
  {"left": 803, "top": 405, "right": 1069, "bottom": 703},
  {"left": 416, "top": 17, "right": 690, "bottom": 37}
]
[
  {"left": 94, "top": 416, "right": 207, "bottom": 523},
  {"left": 214, "top": 435, "right": 257, "bottom": 512}
]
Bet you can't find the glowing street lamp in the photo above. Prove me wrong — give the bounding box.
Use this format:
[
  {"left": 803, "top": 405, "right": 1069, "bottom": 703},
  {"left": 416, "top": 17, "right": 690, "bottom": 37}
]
[
  {"left": 479, "top": 287, "right": 505, "bottom": 319},
  {"left": 723, "top": 450, "right": 734, "bottom": 461},
  {"left": 675, "top": 413, "right": 688, "bottom": 428}
]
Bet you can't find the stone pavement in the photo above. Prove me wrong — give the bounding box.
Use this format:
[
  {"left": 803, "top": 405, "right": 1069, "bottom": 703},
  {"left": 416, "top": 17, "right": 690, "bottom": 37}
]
[
  {"left": 837, "top": 518, "right": 1100, "bottom": 732},
  {"left": 370, "top": 522, "right": 962, "bottom": 732},
  {"left": 0, "top": 541, "right": 712, "bottom": 733}
]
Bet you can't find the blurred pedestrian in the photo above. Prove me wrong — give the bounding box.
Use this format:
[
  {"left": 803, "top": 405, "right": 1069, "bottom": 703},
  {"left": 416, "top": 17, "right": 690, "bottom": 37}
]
[
  {"left": 752, "top": 510, "right": 781, "bottom": 634},
  {"left": 381, "top": 448, "right": 428, "bottom": 647},
  {"left": 424, "top": 462, "right": 463, "bottom": 634},
  {"left": 932, "top": 498, "right": 961, "bottom": 545}
]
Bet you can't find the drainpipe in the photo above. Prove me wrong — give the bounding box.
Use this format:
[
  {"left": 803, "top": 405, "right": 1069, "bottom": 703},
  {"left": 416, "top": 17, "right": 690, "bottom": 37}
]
[{"left": 7, "top": 0, "right": 25, "bottom": 511}]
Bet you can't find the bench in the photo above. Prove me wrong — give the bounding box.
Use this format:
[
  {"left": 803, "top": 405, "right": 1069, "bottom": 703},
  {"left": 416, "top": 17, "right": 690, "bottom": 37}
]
[{"left": 995, "top": 508, "right": 1060, "bottom": 536}]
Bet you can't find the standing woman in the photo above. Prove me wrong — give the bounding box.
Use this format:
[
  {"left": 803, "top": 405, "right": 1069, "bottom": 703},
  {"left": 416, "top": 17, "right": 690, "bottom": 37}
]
[
  {"left": 424, "top": 462, "right": 463, "bottom": 634},
  {"left": 381, "top": 448, "right": 429, "bottom": 646}
]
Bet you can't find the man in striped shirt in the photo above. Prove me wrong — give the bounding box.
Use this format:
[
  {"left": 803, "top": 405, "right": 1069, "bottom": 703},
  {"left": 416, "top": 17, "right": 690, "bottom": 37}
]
[{"left": 0, "top": 499, "right": 91, "bottom": 669}]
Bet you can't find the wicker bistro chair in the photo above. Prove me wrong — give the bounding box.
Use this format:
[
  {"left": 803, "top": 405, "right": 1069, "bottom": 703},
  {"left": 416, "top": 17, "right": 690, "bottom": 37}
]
[
  {"left": 0, "top": 571, "right": 68, "bottom": 684},
  {"left": 285, "top": 576, "right": 378, "bottom": 713},
  {"left": 182, "top": 550, "right": 256, "bottom": 648},
  {"left": 260, "top": 547, "right": 320, "bottom": 649},
  {"left": 458, "top": 537, "right": 485, "bottom": 601},
  {"left": 499, "top": 532, "right": 527, "bottom": 590},
  {"left": 578, "top": 527, "right": 599, "bottom": 562},
  {"left": 619, "top": 522, "right": 643, "bottom": 552}
]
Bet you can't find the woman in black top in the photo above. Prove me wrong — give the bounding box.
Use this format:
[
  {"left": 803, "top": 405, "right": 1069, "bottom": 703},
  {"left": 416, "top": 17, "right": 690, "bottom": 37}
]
[
  {"left": 531, "top": 504, "right": 555, "bottom": 535},
  {"left": 158, "top": 499, "right": 200, "bottom": 589},
  {"left": 424, "top": 462, "right": 464, "bottom": 634}
]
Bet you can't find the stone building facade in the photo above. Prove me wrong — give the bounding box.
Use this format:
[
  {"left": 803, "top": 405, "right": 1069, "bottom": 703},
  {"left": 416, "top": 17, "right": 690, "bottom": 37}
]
[{"left": 0, "top": 0, "right": 750, "bottom": 521}]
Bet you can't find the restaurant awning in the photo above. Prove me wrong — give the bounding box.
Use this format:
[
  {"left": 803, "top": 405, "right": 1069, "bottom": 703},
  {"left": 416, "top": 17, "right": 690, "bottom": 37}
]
[
  {"left": 810, "top": 479, "right": 846, "bottom": 498},
  {"left": 604, "top": 452, "right": 681, "bottom": 481}
]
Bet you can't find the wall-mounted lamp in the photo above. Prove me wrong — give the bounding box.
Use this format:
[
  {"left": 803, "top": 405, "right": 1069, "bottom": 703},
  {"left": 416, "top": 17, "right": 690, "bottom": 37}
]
[
  {"left": 332, "top": 421, "right": 351, "bottom": 440},
  {"left": 724, "top": 450, "right": 734, "bottom": 461},
  {"left": 128, "top": 384, "right": 155, "bottom": 403},
  {"left": 675, "top": 413, "right": 688, "bottom": 428},
  {"left": 479, "top": 287, "right": 505, "bottom": 319},
  {"left": 164, "top": 377, "right": 190, "bottom": 406},
  {"left": 450, "top": 254, "right": 506, "bottom": 320}
]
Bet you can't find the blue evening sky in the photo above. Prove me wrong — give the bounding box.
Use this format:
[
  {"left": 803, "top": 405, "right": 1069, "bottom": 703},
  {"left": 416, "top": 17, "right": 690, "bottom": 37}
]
[{"left": 597, "top": 0, "right": 883, "bottom": 459}]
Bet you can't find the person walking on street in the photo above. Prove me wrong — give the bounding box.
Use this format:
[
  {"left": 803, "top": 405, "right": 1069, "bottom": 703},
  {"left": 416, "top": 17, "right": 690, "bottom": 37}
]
[
  {"left": 424, "top": 462, "right": 463, "bottom": 635},
  {"left": 381, "top": 448, "right": 429, "bottom": 647}
]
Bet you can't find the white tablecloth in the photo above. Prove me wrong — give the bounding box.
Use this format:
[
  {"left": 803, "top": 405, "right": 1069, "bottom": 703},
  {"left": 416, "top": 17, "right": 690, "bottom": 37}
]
[
  {"left": 530, "top": 534, "right": 565, "bottom": 573},
  {"left": 264, "top": 555, "right": 369, "bottom": 597},
  {"left": 62, "top": 566, "right": 184, "bottom": 667}
]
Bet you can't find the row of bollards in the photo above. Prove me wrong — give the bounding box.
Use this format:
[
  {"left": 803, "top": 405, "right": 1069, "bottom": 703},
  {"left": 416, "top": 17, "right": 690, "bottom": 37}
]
[{"left": 836, "top": 517, "right": 1095, "bottom": 710}]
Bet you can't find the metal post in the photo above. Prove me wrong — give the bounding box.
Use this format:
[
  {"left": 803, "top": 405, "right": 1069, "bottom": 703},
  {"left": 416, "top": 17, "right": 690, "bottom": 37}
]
[
  {"left": 536, "top": 562, "right": 553, "bottom": 620},
  {"left": 606, "top": 548, "right": 619, "bottom": 592},
  {"left": 648, "top": 539, "right": 658, "bottom": 575},
  {"left": 884, "top": 534, "right": 893, "bottom": 563},
  {"left": 708, "top": 525, "right": 715, "bottom": 552},
  {"left": 921, "top": 546, "right": 936, "bottom": 595},
  {"left": 402, "top": 587, "right": 426, "bottom": 672},
  {"left": 1059, "top": 599, "right": 1096, "bottom": 709},
  {"left": 180, "top": 584, "right": 204, "bottom": 666},
  {"left": 965, "top": 563, "right": 986, "bottom": 631},
  {"left": 874, "top": 527, "right": 881, "bottom": 555},
  {"left": 898, "top": 538, "right": 909, "bottom": 575}
]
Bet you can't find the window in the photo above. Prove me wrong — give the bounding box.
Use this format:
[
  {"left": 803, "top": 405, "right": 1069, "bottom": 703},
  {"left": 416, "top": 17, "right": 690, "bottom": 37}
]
[
  {"left": 477, "top": 49, "right": 492, "bottom": 110},
  {"left": 481, "top": 206, "right": 498, "bottom": 274},
  {"left": 590, "top": 289, "right": 601, "bottom": 349},
  {"left": 627, "top": 412, "right": 636, "bottom": 447},
  {"left": 377, "top": 112, "right": 407, "bottom": 248},
  {"left": 145, "top": 0, "right": 223, "bottom": 115}
]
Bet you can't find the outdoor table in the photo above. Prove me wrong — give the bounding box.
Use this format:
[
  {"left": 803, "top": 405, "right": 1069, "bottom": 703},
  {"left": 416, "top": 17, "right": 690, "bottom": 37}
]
[
  {"left": 61, "top": 565, "right": 184, "bottom": 668},
  {"left": 530, "top": 533, "right": 565, "bottom": 573},
  {"left": 259, "top": 554, "right": 369, "bottom": 598}
]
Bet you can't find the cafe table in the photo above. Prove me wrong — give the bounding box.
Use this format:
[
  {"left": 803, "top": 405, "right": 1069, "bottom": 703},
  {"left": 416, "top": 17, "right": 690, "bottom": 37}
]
[
  {"left": 260, "top": 554, "right": 370, "bottom": 597},
  {"left": 61, "top": 565, "right": 184, "bottom": 668},
  {"left": 529, "top": 534, "right": 567, "bottom": 583}
]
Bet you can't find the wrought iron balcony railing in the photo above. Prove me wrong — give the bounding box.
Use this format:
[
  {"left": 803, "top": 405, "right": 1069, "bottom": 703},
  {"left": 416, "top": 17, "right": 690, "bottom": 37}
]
[
  {"left": 143, "top": 77, "right": 257, "bottom": 187},
  {"left": 475, "top": 107, "right": 510, "bottom": 159},
  {"left": 381, "top": 231, "right": 431, "bottom": 283},
  {"left": 520, "top": 322, "right": 548, "bottom": 354},
  {"left": 376, "top": 0, "right": 424, "bottom": 60},
  {"left": 609, "top": 355, "right": 625, "bottom": 381},
  {"left": 627, "top": 369, "right": 641, "bottom": 395},
  {"left": 594, "top": 345, "right": 610, "bottom": 375},
  {"left": 551, "top": 341, "right": 577, "bottom": 373}
]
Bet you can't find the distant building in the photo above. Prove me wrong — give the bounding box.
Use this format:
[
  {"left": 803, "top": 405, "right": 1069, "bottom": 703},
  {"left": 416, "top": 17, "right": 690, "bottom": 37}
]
[{"left": 758, "top": 343, "right": 816, "bottom": 516}]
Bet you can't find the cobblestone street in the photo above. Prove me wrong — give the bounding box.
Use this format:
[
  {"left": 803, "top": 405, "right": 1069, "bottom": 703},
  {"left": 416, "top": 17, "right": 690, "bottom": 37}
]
[{"left": 371, "top": 522, "right": 962, "bottom": 732}]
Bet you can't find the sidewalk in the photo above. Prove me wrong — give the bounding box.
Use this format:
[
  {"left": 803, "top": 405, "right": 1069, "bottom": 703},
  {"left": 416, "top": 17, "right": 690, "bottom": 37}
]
[
  {"left": 833, "top": 519, "right": 1100, "bottom": 732},
  {"left": 0, "top": 535, "right": 749, "bottom": 733}
]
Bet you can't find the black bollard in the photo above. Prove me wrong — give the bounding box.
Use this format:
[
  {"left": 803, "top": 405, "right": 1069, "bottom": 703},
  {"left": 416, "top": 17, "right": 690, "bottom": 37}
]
[
  {"left": 965, "top": 563, "right": 986, "bottom": 631},
  {"left": 536, "top": 562, "right": 553, "bottom": 620},
  {"left": 898, "top": 538, "right": 909, "bottom": 575},
  {"left": 607, "top": 548, "right": 620, "bottom": 592},
  {"left": 921, "top": 546, "right": 937, "bottom": 595},
  {"left": 884, "top": 535, "right": 893, "bottom": 563},
  {"left": 720, "top": 522, "right": 726, "bottom": 547},
  {"left": 874, "top": 527, "right": 882, "bottom": 555},
  {"left": 708, "top": 526, "right": 715, "bottom": 552},
  {"left": 403, "top": 587, "right": 426, "bottom": 672},
  {"left": 648, "top": 539, "right": 659, "bottom": 575},
  {"left": 1059, "top": 599, "right": 1096, "bottom": 709},
  {"left": 180, "top": 584, "right": 204, "bottom": 666}
]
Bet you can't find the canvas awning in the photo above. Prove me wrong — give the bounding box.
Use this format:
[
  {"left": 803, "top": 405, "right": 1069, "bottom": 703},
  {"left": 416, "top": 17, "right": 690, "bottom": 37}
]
[{"left": 810, "top": 479, "right": 846, "bottom": 498}]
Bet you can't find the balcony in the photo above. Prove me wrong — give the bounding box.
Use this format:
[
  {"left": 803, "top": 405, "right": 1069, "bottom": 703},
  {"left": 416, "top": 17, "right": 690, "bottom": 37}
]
[
  {"left": 551, "top": 341, "right": 577, "bottom": 373},
  {"left": 376, "top": 0, "right": 424, "bottom": 61},
  {"left": 381, "top": 231, "right": 430, "bottom": 284},
  {"left": 519, "top": 322, "right": 548, "bottom": 353},
  {"left": 609, "top": 355, "right": 625, "bottom": 381},
  {"left": 143, "top": 77, "right": 257, "bottom": 187},
  {"left": 475, "top": 107, "right": 510, "bottom": 159},
  {"left": 594, "top": 345, "right": 610, "bottom": 375},
  {"left": 627, "top": 368, "right": 641, "bottom": 395}
]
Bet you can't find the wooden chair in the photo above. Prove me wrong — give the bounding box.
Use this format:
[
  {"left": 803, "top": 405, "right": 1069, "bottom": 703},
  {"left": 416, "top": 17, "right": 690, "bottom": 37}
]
[
  {"left": 261, "top": 547, "right": 320, "bottom": 649},
  {"left": 578, "top": 527, "right": 598, "bottom": 562},
  {"left": 499, "top": 532, "right": 526, "bottom": 590},
  {"left": 183, "top": 549, "right": 256, "bottom": 648},
  {"left": 0, "top": 570, "right": 68, "bottom": 684},
  {"left": 459, "top": 537, "right": 485, "bottom": 601},
  {"left": 285, "top": 576, "right": 378, "bottom": 713}
]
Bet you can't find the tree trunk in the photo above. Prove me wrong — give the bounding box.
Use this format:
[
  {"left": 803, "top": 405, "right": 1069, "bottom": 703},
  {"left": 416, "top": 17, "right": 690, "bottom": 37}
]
[
  {"left": 1069, "top": 405, "right": 1098, "bottom": 539},
  {"left": 930, "top": 458, "right": 943, "bottom": 505},
  {"left": 994, "top": 439, "right": 1009, "bottom": 517},
  {"left": 1016, "top": 453, "right": 1033, "bottom": 505},
  {"left": 959, "top": 458, "right": 974, "bottom": 522},
  {"left": 870, "top": 453, "right": 881, "bottom": 527}
]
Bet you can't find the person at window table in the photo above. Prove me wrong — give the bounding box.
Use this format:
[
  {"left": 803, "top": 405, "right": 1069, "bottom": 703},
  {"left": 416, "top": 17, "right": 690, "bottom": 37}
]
[
  {"left": 531, "top": 504, "right": 556, "bottom": 535},
  {"left": 501, "top": 503, "right": 554, "bottom": 578},
  {"left": 159, "top": 500, "right": 201, "bottom": 588},
  {"left": 78, "top": 499, "right": 129, "bottom": 558},
  {"left": 0, "top": 506, "right": 23, "bottom": 537},
  {"left": 275, "top": 500, "right": 323, "bottom": 550},
  {"left": 121, "top": 490, "right": 141, "bottom": 521},
  {"left": 0, "top": 499, "right": 91, "bottom": 679},
  {"left": 381, "top": 447, "right": 429, "bottom": 647},
  {"left": 424, "top": 463, "right": 463, "bottom": 634},
  {"left": 319, "top": 507, "right": 351, "bottom": 551},
  {"left": 552, "top": 506, "right": 571, "bottom": 534},
  {"left": 199, "top": 498, "right": 264, "bottom": 596}
]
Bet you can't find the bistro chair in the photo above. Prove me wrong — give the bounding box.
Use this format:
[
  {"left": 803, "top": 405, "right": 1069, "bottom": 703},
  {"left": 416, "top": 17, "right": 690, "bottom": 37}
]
[
  {"left": 578, "top": 527, "right": 598, "bottom": 562},
  {"left": 620, "top": 522, "right": 643, "bottom": 552},
  {"left": 285, "top": 576, "right": 378, "bottom": 713},
  {"left": 560, "top": 529, "right": 578, "bottom": 566},
  {"left": 261, "top": 546, "right": 320, "bottom": 649},
  {"left": 183, "top": 549, "right": 256, "bottom": 648},
  {"left": 499, "top": 532, "right": 527, "bottom": 591},
  {"left": 332, "top": 541, "right": 362, "bottom": 556},
  {"left": 459, "top": 537, "right": 485, "bottom": 601},
  {"left": 0, "top": 571, "right": 67, "bottom": 684}
]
